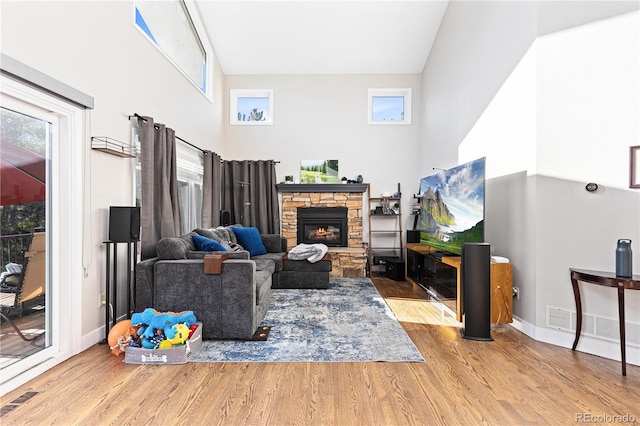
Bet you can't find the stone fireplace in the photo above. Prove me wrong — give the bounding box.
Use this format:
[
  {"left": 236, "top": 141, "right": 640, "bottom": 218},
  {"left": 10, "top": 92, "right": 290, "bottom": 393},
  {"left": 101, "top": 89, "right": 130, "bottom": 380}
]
[{"left": 276, "top": 183, "right": 368, "bottom": 277}]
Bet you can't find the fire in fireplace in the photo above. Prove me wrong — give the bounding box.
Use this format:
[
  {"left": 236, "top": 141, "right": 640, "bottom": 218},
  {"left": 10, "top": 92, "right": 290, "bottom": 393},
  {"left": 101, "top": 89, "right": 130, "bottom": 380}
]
[{"left": 297, "top": 207, "right": 348, "bottom": 247}]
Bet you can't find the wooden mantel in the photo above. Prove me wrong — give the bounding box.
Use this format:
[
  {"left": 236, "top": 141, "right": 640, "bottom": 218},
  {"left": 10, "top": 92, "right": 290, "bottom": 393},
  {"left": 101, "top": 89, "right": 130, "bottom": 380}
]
[{"left": 276, "top": 183, "right": 368, "bottom": 193}]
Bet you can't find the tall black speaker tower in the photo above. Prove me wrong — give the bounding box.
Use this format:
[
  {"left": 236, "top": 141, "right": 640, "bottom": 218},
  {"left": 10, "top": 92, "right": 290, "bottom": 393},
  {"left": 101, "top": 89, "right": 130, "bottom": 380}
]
[
  {"left": 109, "top": 206, "right": 141, "bottom": 242},
  {"left": 461, "top": 242, "right": 492, "bottom": 341}
]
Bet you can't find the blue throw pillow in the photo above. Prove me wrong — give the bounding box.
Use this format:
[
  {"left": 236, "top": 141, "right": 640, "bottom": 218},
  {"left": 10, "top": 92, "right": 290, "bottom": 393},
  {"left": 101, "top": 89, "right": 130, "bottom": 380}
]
[
  {"left": 192, "top": 234, "right": 229, "bottom": 252},
  {"left": 230, "top": 226, "right": 267, "bottom": 256}
]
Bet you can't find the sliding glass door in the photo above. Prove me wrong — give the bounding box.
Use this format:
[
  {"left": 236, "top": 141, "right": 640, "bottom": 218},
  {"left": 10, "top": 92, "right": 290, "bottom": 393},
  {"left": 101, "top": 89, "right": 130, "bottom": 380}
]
[
  {"left": 1, "top": 74, "right": 83, "bottom": 394},
  {"left": 0, "top": 101, "right": 52, "bottom": 374}
]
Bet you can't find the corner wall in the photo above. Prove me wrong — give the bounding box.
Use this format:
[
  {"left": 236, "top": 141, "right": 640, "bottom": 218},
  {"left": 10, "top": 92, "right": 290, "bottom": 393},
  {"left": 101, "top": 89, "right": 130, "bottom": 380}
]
[{"left": 422, "top": 1, "right": 640, "bottom": 365}]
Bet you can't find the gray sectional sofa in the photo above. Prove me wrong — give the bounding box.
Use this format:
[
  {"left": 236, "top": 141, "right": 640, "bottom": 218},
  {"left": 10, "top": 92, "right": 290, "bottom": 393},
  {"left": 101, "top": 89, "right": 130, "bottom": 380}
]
[{"left": 135, "top": 226, "right": 287, "bottom": 340}]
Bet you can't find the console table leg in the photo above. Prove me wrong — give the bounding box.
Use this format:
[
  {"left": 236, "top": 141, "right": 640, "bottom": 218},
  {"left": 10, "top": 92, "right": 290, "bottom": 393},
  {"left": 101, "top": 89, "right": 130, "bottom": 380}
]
[
  {"left": 617, "top": 287, "right": 626, "bottom": 376},
  {"left": 571, "top": 276, "right": 582, "bottom": 351}
]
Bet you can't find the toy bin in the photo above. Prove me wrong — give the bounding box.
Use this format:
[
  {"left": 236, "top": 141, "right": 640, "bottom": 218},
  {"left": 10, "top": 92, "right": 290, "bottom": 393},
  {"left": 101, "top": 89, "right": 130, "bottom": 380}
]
[{"left": 124, "top": 322, "right": 202, "bottom": 364}]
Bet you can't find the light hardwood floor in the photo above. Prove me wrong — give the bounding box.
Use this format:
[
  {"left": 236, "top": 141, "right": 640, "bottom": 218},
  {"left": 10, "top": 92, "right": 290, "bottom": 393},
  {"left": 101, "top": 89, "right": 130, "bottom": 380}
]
[{"left": 1, "top": 277, "right": 638, "bottom": 425}]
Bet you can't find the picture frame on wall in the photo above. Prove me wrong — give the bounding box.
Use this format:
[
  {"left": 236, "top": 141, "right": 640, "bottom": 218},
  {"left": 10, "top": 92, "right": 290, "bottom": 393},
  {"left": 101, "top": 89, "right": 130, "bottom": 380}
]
[
  {"left": 631, "top": 145, "right": 640, "bottom": 188},
  {"left": 300, "top": 160, "right": 339, "bottom": 184}
]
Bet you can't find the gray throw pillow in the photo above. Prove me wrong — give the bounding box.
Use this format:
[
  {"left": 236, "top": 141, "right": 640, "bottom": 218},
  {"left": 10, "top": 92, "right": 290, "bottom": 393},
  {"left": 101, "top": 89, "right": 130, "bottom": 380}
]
[{"left": 215, "top": 226, "right": 237, "bottom": 244}]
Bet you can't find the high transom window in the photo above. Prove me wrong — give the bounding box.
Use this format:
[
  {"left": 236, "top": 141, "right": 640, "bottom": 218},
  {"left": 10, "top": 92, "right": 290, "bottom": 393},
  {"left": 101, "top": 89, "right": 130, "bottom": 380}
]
[
  {"left": 368, "top": 88, "right": 412, "bottom": 125},
  {"left": 134, "top": 0, "right": 209, "bottom": 98}
]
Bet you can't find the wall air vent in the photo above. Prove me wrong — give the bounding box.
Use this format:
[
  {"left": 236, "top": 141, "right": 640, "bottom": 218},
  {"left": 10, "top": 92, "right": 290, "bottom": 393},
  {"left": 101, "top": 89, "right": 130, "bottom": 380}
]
[{"left": 546, "top": 306, "right": 639, "bottom": 347}]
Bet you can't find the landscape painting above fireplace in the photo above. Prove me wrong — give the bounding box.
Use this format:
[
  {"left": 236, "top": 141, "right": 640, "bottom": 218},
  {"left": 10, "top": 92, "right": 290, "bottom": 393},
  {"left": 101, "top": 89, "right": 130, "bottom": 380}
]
[{"left": 300, "top": 160, "right": 339, "bottom": 183}]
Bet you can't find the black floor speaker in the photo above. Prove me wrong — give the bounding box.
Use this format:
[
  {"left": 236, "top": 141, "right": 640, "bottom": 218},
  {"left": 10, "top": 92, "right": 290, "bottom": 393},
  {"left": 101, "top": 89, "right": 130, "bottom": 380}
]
[
  {"left": 407, "top": 230, "right": 420, "bottom": 243},
  {"left": 385, "top": 259, "right": 405, "bottom": 281},
  {"left": 461, "top": 243, "right": 493, "bottom": 341},
  {"left": 109, "top": 206, "right": 141, "bottom": 242},
  {"left": 220, "top": 210, "right": 231, "bottom": 226}
]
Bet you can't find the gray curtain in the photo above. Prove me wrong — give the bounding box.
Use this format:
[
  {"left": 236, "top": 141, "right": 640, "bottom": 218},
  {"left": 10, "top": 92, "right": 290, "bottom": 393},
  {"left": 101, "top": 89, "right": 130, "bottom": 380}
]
[
  {"left": 201, "top": 150, "right": 222, "bottom": 228},
  {"left": 138, "top": 116, "right": 181, "bottom": 259},
  {"left": 221, "top": 160, "right": 280, "bottom": 233}
]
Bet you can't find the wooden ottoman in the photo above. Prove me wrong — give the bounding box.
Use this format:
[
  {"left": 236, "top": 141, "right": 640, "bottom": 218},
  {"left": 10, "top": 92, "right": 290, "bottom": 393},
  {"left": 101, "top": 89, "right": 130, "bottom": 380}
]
[{"left": 275, "top": 253, "right": 332, "bottom": 289}]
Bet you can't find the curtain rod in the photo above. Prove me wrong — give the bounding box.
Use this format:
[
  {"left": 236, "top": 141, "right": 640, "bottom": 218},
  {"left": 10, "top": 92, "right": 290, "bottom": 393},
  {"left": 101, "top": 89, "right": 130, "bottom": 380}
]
[
  {"left": 128, "top": 113, "right": 279, "bottom": 163},
  {"left": 129, "top": 113, "right": 203, "bottom": 153}
]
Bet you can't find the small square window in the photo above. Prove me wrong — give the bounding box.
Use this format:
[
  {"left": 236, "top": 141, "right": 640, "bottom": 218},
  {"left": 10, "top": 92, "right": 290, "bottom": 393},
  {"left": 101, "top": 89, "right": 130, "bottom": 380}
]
[
  {"left": 368, "top": 88, "right": 412, "bottom": 125},
  {"left": 230, "top": 89, "right": 273, "bottom": 125}
]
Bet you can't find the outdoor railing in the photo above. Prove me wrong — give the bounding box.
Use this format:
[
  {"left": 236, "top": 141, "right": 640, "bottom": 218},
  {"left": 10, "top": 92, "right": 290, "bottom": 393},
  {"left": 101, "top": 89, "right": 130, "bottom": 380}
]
[{"left": 0, "top": 233, "right": 31, "bottom": 268}]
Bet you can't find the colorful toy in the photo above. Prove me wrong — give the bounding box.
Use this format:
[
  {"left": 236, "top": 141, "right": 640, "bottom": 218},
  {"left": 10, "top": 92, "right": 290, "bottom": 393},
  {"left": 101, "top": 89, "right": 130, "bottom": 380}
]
[
  {"left": 165, "top": 323, "right": 191, "bottom": 346},
  {"left": 141, "top": 333, "right": 165, "bottom": 349},
  {"left": 188, "top": 323, "right": 198, "bottom": 339},
  {"left": 107, "top": 320, "right": 139, "bottom": 356},
  {"left": 131, "top": 308, "right": 197, "bottom": 339}
]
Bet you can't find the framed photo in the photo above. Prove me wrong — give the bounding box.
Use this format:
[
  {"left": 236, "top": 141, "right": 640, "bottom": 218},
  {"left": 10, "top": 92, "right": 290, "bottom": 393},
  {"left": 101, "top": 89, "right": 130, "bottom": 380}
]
[
  {"left": 631, "top": 145, "right": 640, "bottom": 188},
  {"left": 300, "top": 160, "right": 339, "bottom": 184}
]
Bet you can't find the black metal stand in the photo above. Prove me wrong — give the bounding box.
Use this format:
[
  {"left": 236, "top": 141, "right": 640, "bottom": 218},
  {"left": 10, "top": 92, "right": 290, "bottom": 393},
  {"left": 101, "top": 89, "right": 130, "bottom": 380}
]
[{"left": 101, "top": 240, "right": 137, "bottom": 344}]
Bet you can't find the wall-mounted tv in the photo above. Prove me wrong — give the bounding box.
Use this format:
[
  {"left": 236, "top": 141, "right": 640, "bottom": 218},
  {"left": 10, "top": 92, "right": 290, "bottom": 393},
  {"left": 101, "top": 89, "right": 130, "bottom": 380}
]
[{"left": 418, "top": 157, "right": 485, "bottom": 256}]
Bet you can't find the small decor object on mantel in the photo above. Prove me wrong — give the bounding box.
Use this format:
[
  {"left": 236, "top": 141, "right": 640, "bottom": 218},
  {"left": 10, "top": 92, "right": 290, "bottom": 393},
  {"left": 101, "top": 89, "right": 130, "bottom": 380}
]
[{"left": 285, "top": 175, "right": 294, "bottom": 184}]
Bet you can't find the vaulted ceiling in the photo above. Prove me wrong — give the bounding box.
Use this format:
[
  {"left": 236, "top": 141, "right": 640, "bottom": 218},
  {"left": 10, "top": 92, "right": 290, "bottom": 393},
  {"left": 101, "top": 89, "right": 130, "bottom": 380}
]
[{"left": 195, "top": 1, "right": 449, "bottom": 75}]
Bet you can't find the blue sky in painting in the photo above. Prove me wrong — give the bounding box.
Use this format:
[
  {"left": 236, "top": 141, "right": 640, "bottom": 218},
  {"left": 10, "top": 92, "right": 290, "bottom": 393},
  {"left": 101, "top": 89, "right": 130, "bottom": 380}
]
[
  {"left": 419, "top": 158, "right": 485, "bottom": 232},
  {"left": 372, "top": 96, "right": 404, "bottom": 121}
]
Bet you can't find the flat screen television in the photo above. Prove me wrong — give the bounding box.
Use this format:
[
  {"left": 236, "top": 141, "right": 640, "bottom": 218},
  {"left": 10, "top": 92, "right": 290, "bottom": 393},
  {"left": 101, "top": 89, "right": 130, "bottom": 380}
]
[{"left": 418, "top": 157, "right": 485, "bottom": 256}]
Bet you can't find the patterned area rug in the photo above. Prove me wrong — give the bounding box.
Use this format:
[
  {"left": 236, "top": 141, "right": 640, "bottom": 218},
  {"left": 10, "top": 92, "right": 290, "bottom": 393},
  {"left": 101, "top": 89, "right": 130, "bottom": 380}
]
[{"left": 190, "top": 277, "right": 425, "bottom": 362}]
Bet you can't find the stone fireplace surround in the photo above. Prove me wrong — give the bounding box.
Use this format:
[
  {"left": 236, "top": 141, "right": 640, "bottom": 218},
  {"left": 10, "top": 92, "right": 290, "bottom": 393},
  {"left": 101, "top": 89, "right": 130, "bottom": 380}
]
[{"left": 276, "top": 183, "right": 368, "bottom": 278}]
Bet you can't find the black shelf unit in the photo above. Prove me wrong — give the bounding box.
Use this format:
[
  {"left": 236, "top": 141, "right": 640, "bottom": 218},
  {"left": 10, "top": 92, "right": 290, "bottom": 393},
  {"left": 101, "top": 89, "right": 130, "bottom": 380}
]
[{"left": 367, "top": 183, "right": 403, "bottom": 276}]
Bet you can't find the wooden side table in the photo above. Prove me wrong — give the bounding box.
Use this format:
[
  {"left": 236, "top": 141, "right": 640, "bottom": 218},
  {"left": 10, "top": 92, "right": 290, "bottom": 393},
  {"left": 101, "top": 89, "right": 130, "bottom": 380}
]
[{"left": 570, "top": 268, "right": 640, "bottom": 376}]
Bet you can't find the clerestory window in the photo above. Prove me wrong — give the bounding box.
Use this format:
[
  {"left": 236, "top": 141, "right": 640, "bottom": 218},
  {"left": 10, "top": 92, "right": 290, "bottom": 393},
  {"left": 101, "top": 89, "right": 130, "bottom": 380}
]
[
  {"left": 368, "top": 88, "right": 412, "bottom": 125},
  {"left": 133, "top": 0, "right": 211, "bottom": 100}
]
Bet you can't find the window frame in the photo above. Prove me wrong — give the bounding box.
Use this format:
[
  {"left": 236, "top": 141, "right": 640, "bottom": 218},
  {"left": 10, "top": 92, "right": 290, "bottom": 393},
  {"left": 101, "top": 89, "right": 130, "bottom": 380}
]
[
  {"left": 229, "top": 89, "right": 274, "bottom": 126},
  {"left": 367, "top": 88, "right": 412, "bottom": 125},
  {"left": 133, "top": 0, "right": 214, "bottom": 102}
]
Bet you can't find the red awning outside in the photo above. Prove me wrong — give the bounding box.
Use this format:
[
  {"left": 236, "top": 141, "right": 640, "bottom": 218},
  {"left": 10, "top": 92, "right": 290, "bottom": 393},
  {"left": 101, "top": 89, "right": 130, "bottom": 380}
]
[{"left": 0, "top": 138, "right": 46, "bottom": 206}]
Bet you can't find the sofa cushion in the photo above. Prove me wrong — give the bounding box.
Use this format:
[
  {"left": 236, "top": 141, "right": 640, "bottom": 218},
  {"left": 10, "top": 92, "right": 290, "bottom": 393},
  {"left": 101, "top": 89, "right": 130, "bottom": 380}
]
[
  {"left": 255, "top": 270, "right": 272, "bottom": 306},
  {"left": 157, "top": 233, "right": 197, "bottom": 260},
  {"left": 253, "top": 259, "right": 275, "bottom": 274},
  {"left": 252, "top": 252, "right": 287, "bottom": 273},
  {"left": 192, "top": 234, "right": 231, "bottom": 252},
  {"left": 261, "top": 234, "right": 286, "bottom": 253},
  {"left": 282, "top": 255, "right": 332, "bottom": 272},
  {"left": 231, "top": 227, "right": 267, "bottom": 256},
  {"left": 186, "top": 250, "right": 250, "bottom": 260}
]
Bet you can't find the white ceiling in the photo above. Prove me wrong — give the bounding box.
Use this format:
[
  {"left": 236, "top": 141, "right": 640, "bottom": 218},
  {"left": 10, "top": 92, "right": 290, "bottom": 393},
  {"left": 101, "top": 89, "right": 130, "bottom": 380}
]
[{"left": 195, "top": 1, "right": 449, "bottom": 75}]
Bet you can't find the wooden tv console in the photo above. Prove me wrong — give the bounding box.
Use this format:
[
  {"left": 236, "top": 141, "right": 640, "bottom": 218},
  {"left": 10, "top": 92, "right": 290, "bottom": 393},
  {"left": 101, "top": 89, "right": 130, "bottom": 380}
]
[{"left": 405, "top": 243, "right": 513, "bottom": 323}]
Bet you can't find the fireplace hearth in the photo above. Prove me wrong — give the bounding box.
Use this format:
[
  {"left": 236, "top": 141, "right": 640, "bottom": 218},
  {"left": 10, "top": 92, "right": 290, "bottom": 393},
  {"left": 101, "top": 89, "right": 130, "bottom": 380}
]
[{"left": 297, "top": 207, "right": 348, "bottom": 247}]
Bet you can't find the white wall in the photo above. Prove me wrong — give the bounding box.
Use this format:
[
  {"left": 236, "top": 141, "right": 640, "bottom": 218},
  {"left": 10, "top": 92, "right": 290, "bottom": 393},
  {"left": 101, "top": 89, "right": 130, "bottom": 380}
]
[
  {"left": 223, "top": 74, "right": 423, "bottom": 234},
  {"left": 1, "top": 0, "right": 225, "bottom": 343},
  {"left": 534, "top": 10, "right": 640, "bottom": 336},
  {"left": 421, "top": 0, "right": 640, "bottom": 364},
  {"left": 421, "top": 0, "right": 538, "bottom": 174}
]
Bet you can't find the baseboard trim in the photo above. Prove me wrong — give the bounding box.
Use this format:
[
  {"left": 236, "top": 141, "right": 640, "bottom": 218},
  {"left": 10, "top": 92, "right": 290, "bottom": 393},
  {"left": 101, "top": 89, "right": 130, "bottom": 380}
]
[{"left": 511, "top": 316, "right": 639, "bottom": 367}]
